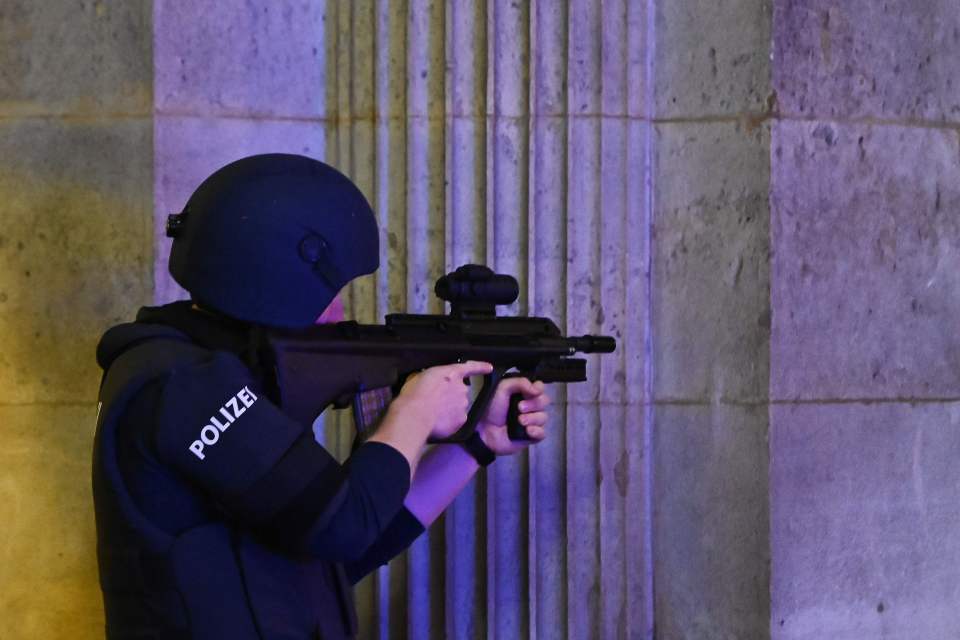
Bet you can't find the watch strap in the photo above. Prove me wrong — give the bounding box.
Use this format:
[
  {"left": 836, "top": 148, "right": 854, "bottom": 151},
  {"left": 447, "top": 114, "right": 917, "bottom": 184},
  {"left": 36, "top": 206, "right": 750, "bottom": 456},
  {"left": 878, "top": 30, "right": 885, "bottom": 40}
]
[{"left": 461, "top": 430, "right": 496, "bottom": 467}]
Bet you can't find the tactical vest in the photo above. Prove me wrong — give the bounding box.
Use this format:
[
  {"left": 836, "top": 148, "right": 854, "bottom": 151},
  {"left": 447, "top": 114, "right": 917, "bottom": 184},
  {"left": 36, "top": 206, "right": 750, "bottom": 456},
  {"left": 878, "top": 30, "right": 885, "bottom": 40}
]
[{"left": 93, "top": 325, "right": 358, "bottom": 639}]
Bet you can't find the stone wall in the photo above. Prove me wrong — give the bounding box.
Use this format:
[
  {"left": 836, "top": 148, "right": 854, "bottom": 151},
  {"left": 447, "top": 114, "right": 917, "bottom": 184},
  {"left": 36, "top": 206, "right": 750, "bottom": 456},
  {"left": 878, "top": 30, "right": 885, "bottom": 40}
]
[
  {"left": 650, "top": 0, "right": 773, "bottom": 637},
  {"left": 770, "top": 1, "right": 960, "bottom": 638},
  {"left": 3, "top": 1, "right": 959, "bottom": 639},
  {"left": 0, "top": 2, "right": 153, "bottom": 638}
]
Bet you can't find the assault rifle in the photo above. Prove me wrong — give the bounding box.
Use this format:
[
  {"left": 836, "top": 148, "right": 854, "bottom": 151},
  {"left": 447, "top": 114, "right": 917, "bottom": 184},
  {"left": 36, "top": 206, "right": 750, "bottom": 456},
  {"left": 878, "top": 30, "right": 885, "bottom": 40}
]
[{"left": 263, "top": 264, "right": 616, "bottom": 443}]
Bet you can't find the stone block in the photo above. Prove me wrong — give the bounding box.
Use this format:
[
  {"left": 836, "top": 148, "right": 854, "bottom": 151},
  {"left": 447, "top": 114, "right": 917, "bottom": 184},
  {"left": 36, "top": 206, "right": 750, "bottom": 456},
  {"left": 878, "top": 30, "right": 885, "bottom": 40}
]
[
  {"left": 566, "top": 402, "right": 602, "bottom": 639},
  {"left": 530, "top": 2, "right": 567, "bottom": 117},
  {"left": 153, "top": 115, "right": 326, "bottom": 305},
  {"left": 599, "top": 118, "right": 647, "bottom": 406},
  {"left": 568, "top": 0, "right": 601, "bottom": 116},
  {"left": 598, "top": 403, "right": 648, "bottom": 640},
  {"left": 566, "top": 116, "right": 602, "bottom": 404},
  {"left": 771, "top": 120, "right": 960, "bottom": 400},
  {"left": 404, "top": 113, "right": 447, "bottom": 315},
  {"left": 771, "top": 402, "right": 960, "bottom": 639},
  {"left": 406, "top": 0, "right": 445, "bottom": 120},
  {"left": 653, "top": 121, "right": 771, "bottom": 403},
  {"left": 0, "top": 118, "right": 152, "bottom": 404},
  {"left": 653, "top": 403, "right": 770, "bottom": 640},
  {"left": 654, "top": 0, "right": 772, "bottom": 117},
  {"left": 447, "top": 1, "right": 486, "bottom": 118},
  {"left": 154, "top": 0, "right": 327, "bottom": 118},
  {"left": 440, "top": 475, "right": 484, "bottom": 640},
  {"left": 600, "top": 0, "right": 646, "bottom": 118},
  {"left": 527, "top": 385, "right": 569, "bottom": 639},
  {"left": 0, "top": 404, "right": 103, "bottom": 639},
  {"left": 488, "top": 116, "right": 528, "bottom": 298},
  {"left": 774, "top": 0, "right": 960, "bottom": 122},
  {"left": 372, "top": 117, "right": 410, "bottom": 318},
  {"left": 489, "top": 0, "right": 529, "bottom": 118},
  {"left": 487, "top": 440, "right": 529, "bottom": 638},
  {"left": 0, "top": 1, "right": 151, "bottom": 116}
]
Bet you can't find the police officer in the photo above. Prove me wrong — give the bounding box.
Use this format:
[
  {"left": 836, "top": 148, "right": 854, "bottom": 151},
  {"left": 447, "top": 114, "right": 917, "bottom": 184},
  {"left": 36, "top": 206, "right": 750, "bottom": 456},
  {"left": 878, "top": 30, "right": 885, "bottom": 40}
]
[{"left": 92, "top": 153, "right": 550, "bottom": 639}]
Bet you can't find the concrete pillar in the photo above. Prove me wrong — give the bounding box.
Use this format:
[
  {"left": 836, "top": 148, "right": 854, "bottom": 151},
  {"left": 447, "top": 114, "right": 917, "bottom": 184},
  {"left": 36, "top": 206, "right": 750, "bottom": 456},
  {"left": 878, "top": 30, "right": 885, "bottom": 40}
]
[
  {"left": 771, "top": 1, "right": 960, "bottom": 637},
  {"left": 308, "top": 2, "right": 652, "bottom": 639},
  {"left": 650, "top": 1, "right": 773, "bottom": 638},
  {"left": 0, "top": 2, "right": 153, "bottom": 638}
]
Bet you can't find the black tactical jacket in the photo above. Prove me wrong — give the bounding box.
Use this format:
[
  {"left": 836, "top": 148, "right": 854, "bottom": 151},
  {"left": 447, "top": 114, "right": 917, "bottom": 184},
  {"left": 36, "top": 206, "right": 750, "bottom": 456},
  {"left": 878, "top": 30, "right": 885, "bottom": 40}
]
[{"left": 93, "top": 302, "right": 424, "bottom": 639}]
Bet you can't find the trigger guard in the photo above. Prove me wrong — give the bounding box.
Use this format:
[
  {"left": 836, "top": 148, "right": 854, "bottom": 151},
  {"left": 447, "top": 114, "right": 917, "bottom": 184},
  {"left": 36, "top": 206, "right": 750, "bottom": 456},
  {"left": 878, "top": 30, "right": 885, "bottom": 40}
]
[{"left": 428, "top": 365, "right": 506, "bottom": 444}]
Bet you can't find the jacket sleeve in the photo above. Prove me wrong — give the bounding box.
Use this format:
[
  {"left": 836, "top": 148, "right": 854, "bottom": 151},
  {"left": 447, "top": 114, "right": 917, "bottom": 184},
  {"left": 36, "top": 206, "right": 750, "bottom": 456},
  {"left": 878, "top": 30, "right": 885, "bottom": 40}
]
[
  {"left": 153, "top": 350, "right": 410, "bottom": 561},
  {"left": 343, "top": 506, "right": 426, "bottom": 584}
]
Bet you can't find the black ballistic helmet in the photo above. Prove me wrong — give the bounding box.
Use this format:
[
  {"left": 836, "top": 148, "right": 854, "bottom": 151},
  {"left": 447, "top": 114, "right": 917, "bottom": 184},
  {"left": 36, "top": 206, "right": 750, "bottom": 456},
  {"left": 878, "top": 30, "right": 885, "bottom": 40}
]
[{"left": 167, "top": 154, "right": 379, "bottom": 328}]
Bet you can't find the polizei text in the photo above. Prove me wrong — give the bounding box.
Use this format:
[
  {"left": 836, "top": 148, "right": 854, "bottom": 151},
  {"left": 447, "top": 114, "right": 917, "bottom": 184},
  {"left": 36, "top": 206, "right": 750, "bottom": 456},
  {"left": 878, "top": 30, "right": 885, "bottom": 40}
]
[{"left": 188, "top": 386, "right": 259, "bottom": 460}]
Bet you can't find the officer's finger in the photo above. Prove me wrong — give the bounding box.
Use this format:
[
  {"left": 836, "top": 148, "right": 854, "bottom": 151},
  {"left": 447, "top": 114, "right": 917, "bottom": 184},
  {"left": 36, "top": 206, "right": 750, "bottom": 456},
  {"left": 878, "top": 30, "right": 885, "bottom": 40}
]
[
  {"left": 519, "top": 379, "right": 549, "bottom": 401},
  {"left": 500, "top": 376, "right": 536, "bottom": 398},
  {"left": 519, "top": 391, "right": 551, "bottom": 412},
  {"left": 523, "top": 425, "right": 546, "bottom": 442},
  {"left": 456, "top": 360, "right": 495, "bottom": 377},
  {"left": 519, "top": 411, "right": 548, "bottom": 428}
]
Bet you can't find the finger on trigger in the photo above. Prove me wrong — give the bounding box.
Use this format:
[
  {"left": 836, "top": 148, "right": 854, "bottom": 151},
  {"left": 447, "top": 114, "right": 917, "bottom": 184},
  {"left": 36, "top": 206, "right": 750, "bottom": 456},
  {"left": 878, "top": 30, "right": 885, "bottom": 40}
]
[{"left": 459, "top": 360, "right": 494, "bottom": 376}]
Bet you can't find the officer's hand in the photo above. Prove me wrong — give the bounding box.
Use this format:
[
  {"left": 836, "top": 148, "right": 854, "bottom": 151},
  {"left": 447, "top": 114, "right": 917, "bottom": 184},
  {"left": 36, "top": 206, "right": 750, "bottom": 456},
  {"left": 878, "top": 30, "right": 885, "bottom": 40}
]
[
  {"left": 477, "top": 378, "right": 551, "bottom": 456},
  {"left": 395, "top": 361, "right": 494, "bottom": 440}
]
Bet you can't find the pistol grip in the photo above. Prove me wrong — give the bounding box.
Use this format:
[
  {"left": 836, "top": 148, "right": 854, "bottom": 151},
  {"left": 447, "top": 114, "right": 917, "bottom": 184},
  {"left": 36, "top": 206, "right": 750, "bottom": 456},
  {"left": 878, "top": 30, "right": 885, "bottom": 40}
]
[{"left": 506, "top": 392, "right": 532, "bottom": 441}]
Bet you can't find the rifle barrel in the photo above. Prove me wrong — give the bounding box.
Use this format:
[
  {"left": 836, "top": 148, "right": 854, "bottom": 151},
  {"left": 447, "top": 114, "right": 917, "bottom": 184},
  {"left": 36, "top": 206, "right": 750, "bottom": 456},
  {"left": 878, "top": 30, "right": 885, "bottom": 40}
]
[{"left": 570, "top": 335, "right": 617, "bottom": 353}]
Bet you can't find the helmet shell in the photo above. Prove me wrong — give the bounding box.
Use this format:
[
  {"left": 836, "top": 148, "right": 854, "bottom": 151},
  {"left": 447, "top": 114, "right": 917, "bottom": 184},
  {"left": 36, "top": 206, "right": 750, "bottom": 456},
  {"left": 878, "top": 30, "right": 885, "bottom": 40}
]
[{"left": 168, "top": 154, "right": 378, "bottom": 328}]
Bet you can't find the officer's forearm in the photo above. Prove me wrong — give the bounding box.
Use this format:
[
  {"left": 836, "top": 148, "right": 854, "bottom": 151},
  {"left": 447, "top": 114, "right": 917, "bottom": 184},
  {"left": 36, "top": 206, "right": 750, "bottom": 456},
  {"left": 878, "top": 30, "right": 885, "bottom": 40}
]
[
  {"left": 300, "top": 441, "right": 410, "bottom": 561},
  {"left": 344, "top": 506, "right": 426, "bottom": 584},
  {"left": 365, "top": 397, "right": 433, "bottom": 478},
  {"left": 402, "top": 444, "right": 479, "bottom": 528}
]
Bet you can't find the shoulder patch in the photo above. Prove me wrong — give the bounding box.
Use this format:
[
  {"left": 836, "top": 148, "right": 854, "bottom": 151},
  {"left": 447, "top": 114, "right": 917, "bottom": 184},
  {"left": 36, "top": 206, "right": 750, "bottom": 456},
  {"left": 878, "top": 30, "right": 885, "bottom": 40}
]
[
  {"left": 187, "top": 384, "right": 259, "bottom": 460},
  {"left": 155, "top": 351, "right": 305, "bottom": 496}
]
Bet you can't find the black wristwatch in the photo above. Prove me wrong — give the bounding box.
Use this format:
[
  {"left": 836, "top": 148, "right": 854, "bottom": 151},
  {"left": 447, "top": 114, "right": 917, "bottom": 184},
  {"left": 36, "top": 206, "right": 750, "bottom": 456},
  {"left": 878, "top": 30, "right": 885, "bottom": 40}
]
[{"left": 461, "top": 431, "right": 496, "bottom": 467}]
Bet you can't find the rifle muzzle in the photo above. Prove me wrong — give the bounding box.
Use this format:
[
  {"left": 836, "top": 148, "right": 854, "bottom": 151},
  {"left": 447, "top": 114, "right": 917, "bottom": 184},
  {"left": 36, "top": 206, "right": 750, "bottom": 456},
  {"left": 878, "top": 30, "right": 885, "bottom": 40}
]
[{"left": 571, "top": 335, "right": 617, "bottom": 353}]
